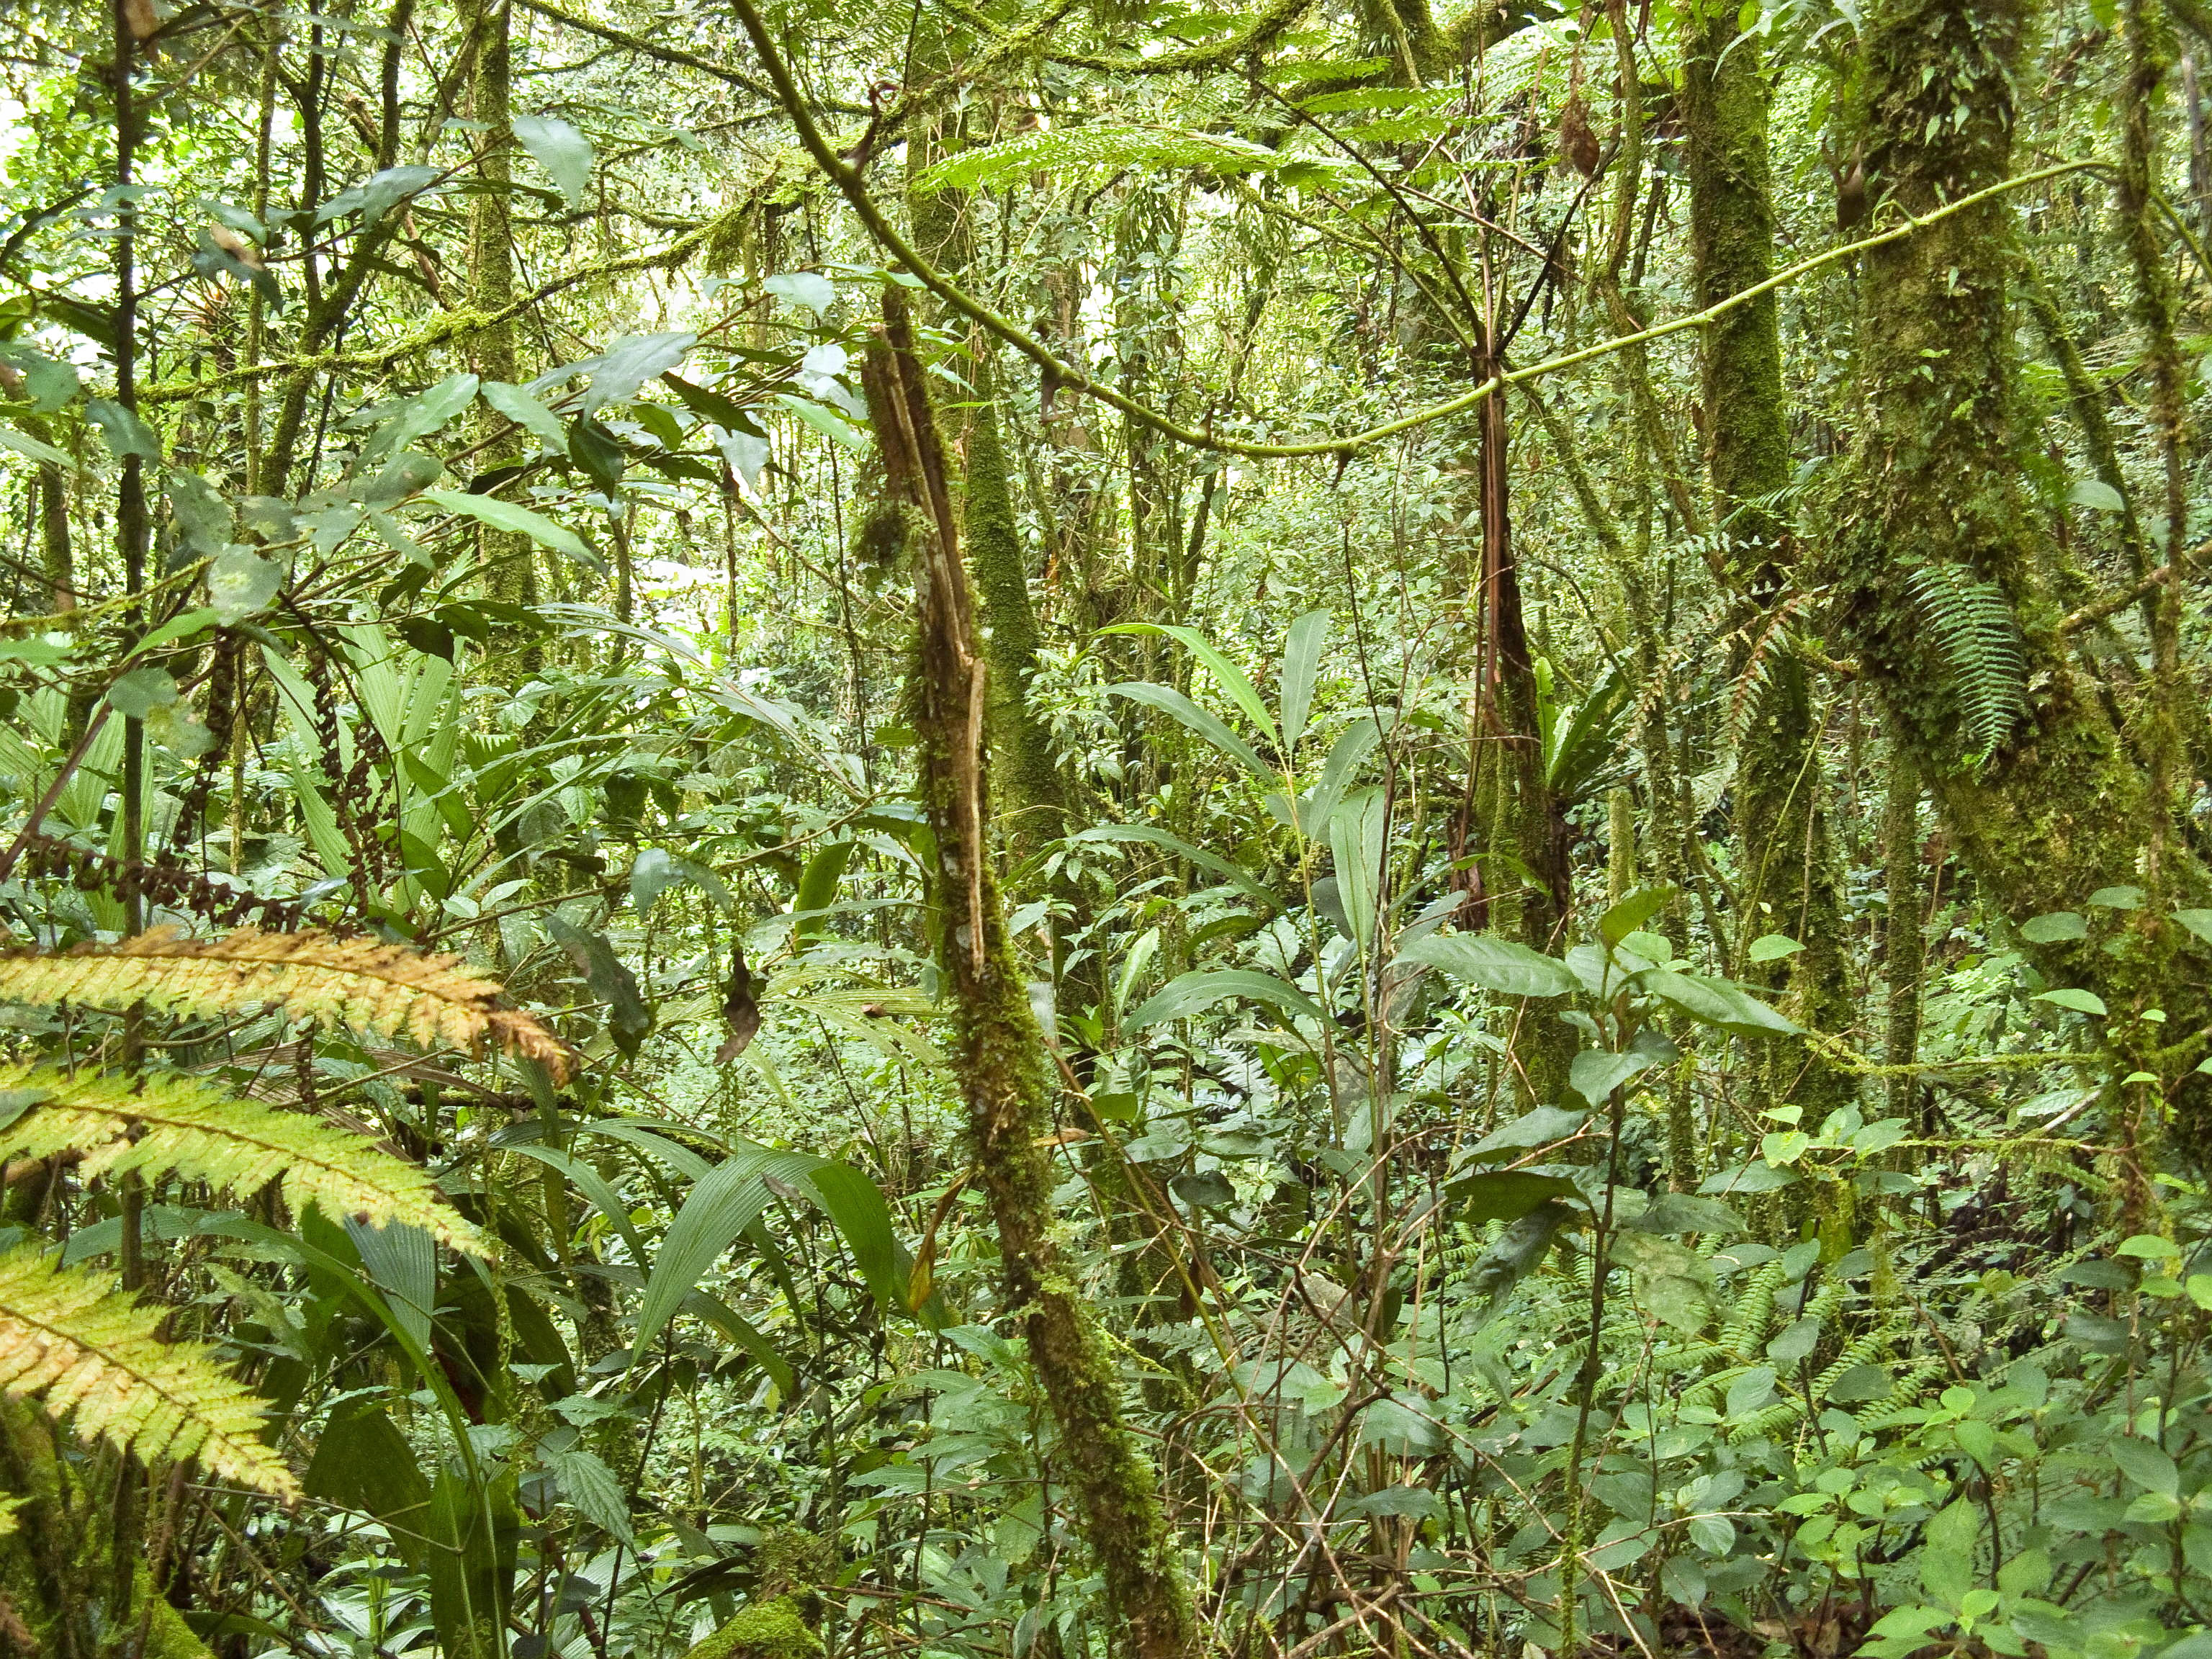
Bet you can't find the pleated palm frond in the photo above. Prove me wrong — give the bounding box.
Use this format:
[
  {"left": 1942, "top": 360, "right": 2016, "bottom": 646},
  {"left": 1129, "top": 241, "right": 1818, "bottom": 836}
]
[
  {"left": 0, "top": 1064, "right": 480, "bottom": 1251},
  {"left": 0, "top": 927, "right": 572, "bottom": 1080},
  {"left": 0, "top": 1246, "right": 298, "bottom": 1498}
]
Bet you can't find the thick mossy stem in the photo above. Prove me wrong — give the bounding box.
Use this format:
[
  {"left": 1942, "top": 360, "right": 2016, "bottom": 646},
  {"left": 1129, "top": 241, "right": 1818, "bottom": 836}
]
[
  {"left": 683, "top": 1532, "right": 835, "bottom": 1659},
  {"left": 1844, "top": 0, "right": 2212, "bottom": 1166},
  {"left": 1883, "top": 747, "right": 1926, "bottom": 1130},
  {"left": 963, "top": 372, "right": 1068, "bottom": 853},
  {"left": 862, "top": 294, "right": 1197, "bottom": 1659},
  {"left": 1683, "top": 0, "right": 1853, "bottom": 1123}
]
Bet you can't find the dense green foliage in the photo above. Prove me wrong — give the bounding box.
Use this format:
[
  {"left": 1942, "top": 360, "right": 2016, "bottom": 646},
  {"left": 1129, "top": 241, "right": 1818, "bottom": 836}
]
[{"left": 1, "top": 0, "right": 2211, "bottom": 1655}]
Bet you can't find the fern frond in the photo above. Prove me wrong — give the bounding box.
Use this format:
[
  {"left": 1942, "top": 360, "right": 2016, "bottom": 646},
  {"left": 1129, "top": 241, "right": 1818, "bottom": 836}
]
[
  {"left": 0, "top": 1246, "right": 298, "bottom": 1498},
  {"left": 914, "top": 123, "right": 1299, "bottom": 194},
  {"left": 0, "top": 927, "right": 573, "bottom": 1081},
  {"left": 0, "top": 1065, "right": 480, "bottom": 1252},
  {"left": 1905, "top": 562, "right": 2028, "bottom": 762}
]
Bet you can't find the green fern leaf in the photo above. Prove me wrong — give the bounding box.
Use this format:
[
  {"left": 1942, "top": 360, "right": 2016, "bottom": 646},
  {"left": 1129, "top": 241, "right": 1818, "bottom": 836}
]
[
  {"left": 0, "top": 1065, "right": 481, "bottom": 1252},
  {"left": 1905, "top": 562, "right": 2028, "bottom": 762},
  {"left": 0, "top": 1246, "right": 298, "bottom": 1498},
  {"left": 914, "top": 123, "right": 1298, "bottom": 194},
  {"left": 0, "top": 927, "right": 572, "bottom": 1080}
]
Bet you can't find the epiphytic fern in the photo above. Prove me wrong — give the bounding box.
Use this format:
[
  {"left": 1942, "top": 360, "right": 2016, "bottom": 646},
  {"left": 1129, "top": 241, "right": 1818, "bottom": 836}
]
[
  {"left": 1905, "top": 561, "right": 2028, "bottom": 763},
  {"left": 0, "top": 927, "right": 572, "bottom": 1080},
  {"left": 0, "top": 1246, "right": 298, "bottom": 1498},
  {"left": 0, "top": 1064, "right": 481, "bottom": 1251}
]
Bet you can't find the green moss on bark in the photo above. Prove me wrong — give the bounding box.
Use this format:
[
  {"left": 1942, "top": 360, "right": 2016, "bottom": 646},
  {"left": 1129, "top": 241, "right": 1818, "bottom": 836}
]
[
  {"left": 1843, "top": 0, "right": 2212, "bottom": 1165},
  {"left": 1683, "top": 0, "right": 1853, "bottom": 1118}
]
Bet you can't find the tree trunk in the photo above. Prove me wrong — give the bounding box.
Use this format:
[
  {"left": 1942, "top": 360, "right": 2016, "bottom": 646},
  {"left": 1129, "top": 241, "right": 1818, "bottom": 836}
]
[
  {"left": 1843, "top": 0, "right": 2212, "bottom": 1172},
  {"left": 1682, "top": 0, "right": 1854, "bottom": 1120},
  {"left": 860, "top": 293, "right": 1197, "bottom": 1659}
]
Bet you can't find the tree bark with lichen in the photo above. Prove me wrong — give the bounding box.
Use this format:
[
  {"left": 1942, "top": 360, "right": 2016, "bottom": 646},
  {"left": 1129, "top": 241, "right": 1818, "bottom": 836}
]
[{"left": 858, "top": 292, "right": 1197, "bottom": 1659}]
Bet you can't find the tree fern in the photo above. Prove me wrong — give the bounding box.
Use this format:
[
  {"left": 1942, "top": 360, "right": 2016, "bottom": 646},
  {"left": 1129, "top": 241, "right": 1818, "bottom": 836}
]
[
  {"left": 0, "top": 1064, "right": 480, "bottom": 1251},
  {"left": 0, "top": 927, "right": 572, "bottom": 1079},
  {"left": 0, "top": 1246, "right": 297, "bottom": 1498},
  {"left": 1905, "top": 561, "right": 2028, "bottom": 763}
]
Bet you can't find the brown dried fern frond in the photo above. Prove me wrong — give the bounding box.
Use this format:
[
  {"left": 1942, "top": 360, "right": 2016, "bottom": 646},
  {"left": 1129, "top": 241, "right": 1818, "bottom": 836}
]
[
  {"left": 0, "top": 1246, "right": 299, "bottom": 1498},
  {"left": 0, "top": 1065, "right": 482, "bottom": 1252},
  {"left": 0, "top": 927, "right": 575, "bottom": 1082}
]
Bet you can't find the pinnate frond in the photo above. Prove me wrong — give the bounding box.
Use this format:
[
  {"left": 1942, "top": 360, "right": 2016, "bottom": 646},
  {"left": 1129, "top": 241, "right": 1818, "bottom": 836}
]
[
  {"left": 0, "top": 927, "right": 573, "bottom": 1081},
  {"left": 0, "top": 1065, "right": 481, "bottom": 1252},
  {"left": 0, "top": 1246, "right": 298, "bottom": 1498},
  {"left": 915, "top": 122, "right": 1294, "bottom": 194},
  {"left": 1905, "top": 562, "right": 2028, "bottom": 763}
]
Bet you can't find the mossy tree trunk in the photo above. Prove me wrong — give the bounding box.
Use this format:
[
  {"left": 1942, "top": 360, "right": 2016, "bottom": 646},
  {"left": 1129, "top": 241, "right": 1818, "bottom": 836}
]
[
  {"left": 467, "top": 0, "right": 536, "bottom": 614},
  {"left": 859, "top": 294, "right": 1197, "bottom": 1659},
  {"left": 1682, "top": 0, "right": 1854, "bottom": 1121},
  {"left": 1843, "top": 0, "right": 2212, "bottom": 1172}
]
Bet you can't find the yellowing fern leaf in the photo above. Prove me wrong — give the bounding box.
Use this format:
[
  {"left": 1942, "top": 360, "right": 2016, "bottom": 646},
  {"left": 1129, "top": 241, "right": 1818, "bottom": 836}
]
[
  {"left": 0, "top": 927, "right": 573, "bottom": 1081},
  {"left": 0, "top": 1246, "right": 299, "bottom": 1499},
  {"left": 0, "top": 1066, "right": 482, "bottom": 1252}
]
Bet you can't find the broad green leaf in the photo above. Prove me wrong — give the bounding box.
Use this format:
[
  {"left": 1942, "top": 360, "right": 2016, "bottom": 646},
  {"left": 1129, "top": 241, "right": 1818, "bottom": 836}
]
[
  {"left": 547, "top": 914, "right": 653, "bottom": 1053},
  {"left": 1642, "top": 968, "right": 1799, "bottom": 1036},
  {"left": 1599, "top": 884, "right": 1674, "bottom": 945},
  {"left": 209, "top": 547, "right": 282, "bottom": 624},
  {"left": 2112, "top": 1435, "right": 2181, "bottom": 1498},
  {"left": 1567, "top": 1045, "right": 1663, "bottom": 1105},
  {"left": 1279, "top": 610, "right": 1329, "bottom": 750},
  {"left": 104, "top": 666, "right": 179, "bottom": 718},
  {"left": 764, "top": 271, "right": 835, "bottom": 313},
  {"left": 537, "top": 1441, "right": 631, "bottom": 1539},
  {"left": 774, "top": 392, "right": 866, "bottom": 449},
  {"left": 305, "top": 1399, "right": 433, "bottom": 1571},
  {"left": 513, "top": 113, "right": 594, "bottom": 210},
  {"left": 378, "top": 372, "right": 479, "bottom": 458},
  {"left": 85, "top": 397, "right": 160, "bottom": 461},
  {"left": 1125, "top": 968, "right": 1324, "bottom": 1030},
  {"left": 1107, "top": 680, "right": 1274, "bottom": 782},
  {"left": 1747, "top": 932, "right": 1802, "bottom": 962},
  {"left": 1072, "top": 824, "right": 1280, "bottom": 911},
  {"left": 421, "top": 487, "right": 601, "bottom": 570},
  {"left": 1465, "top": 1105, "right": 1586, "bottom": 1161},
  {"left": 586, "top": 332, "right": 698, "bottom": 412},
  {"left": 2173, "top": 909, "right": 2212, "bottom": 946},
  {"left": 1399, "top": 934, "right": 1575, "bottom": 997},
  {"left": 1699, "top": 1159, "right": 1799, "bottom": 1195},
  {"left": 2067, "top": 477, "right": 2126, "bottom": 511},
  {"left": 2020, "top": 911, "right": 2087, "bottom": 943},
  {"left": 631, "top": 848, "right": 732, "bottom": 914},
  {"left": 482, "top": 380, "right": 570, "bottom": 451},
  {"left": 2034, "top": 987, "right": 2107, "bottom": 1016},
  {"left": 1328, "top": 786, "right": 1388, "bottom": 954},
  {"left": 1446, "top": 1169, "right": 1582, "bottom": 1223}
]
